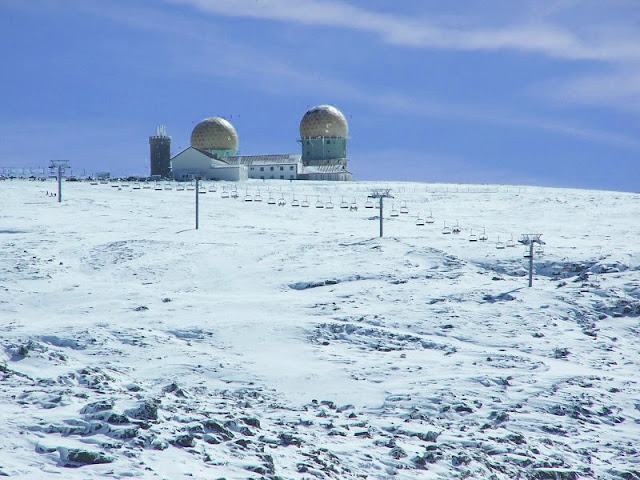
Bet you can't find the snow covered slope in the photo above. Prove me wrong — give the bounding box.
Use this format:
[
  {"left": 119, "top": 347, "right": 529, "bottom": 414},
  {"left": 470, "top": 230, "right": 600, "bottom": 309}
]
[{"left": 1, "top": 179, "right": 639, "bottom": 479}]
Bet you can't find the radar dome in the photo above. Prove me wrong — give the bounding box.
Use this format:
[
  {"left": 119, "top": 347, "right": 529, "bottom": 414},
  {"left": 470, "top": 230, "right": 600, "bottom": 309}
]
[
  {"left": 300, "top": 105, "right": 348, "bottom": 139},
  {"left": 190, "top": 117, "right": 238, "bottom": 151}
]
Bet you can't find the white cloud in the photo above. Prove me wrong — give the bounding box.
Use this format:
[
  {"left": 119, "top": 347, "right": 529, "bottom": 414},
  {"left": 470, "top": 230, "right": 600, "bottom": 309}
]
[
  {"left": 532, "top": 69, "right": 640, "bottom": 113},
  {"left": 162, "top": 0, "right": 640, "bottom": 62}
]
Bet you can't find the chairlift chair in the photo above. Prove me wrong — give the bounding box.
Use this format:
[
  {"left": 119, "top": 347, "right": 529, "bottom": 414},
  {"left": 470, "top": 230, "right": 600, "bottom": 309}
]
[
  {"left": 291, "top": 195, "right": 300, "bottom": 207},
  {"left": 340, "top": 196, "right": 349, "bottom": 209},
  {"left": 198, "top": 186, "right": 206, "bottom": 194},
  {"left": 400, "top": 201, "right": 409, "bottom": 214},
  {"left": 350, "top": 198, "right": 358, "bottom": 211},
  {"left": 365, "top": 197, "right": 374, "bottom": 209},
  {"left": 325, "top": 197, "right": 334, "bottom": 209},
  {"left": 267, "top": 193, "right": 276, "bottom": 205},
  {"left": 221, "top": 187, "right": 230, "bottom": 198},
  {"left": 244, "top": 188, "right": 252, "bottom": 202},
  {"left": 452, "top": 220, "right": 461, "bottom": 234},
  {"left": 154, "top": 183, "right": 162, "bottom": 191},
  {"left": 495, "top": 236, "right": 506, "bottom": 249},
  {"left": 523, "top": 248, "right": 532, "bottom": 258},
  {"left": 164, "top": 183, "right": 172, "bottom": 190},
  {"left": 142, "top": 183, "right": 151, "bottom": 189},
  {"left": 254, "top": 190, "right": 262, "bottom": 202},
  {"left": 390, "top": 204, "right": 399, "bottom": 217},
  {"left": 479, "top": 228, "right": 488, "bottom": 242},
  {"left": 535, "top": 244, "right": 545, "bottom": 255},
  {"left": 506, "top": 234, "right": 516, "bottom": 248},
  {"left": 277, "top": 196, "right": 286, "bottom": 206},
  {"left": 208, "top": 184, "right": 217, "bottom": 193},
  {"left": 301, "top": 196, "right": 310, "bottom": 208},
  {"left": 177, "top": 184, "right": 185, "bottom": 191},
  {"left": 416, "top": 216, "right": 425, "bottom": 226},
  {"left": 186, "top": 183, "right": 195, "bottom": 191},
  {"left": 442, "top": 221, "right": 452, "bottom": 234},
  {"left": 133, "top": 183, "right": 141, "bottom": 190},
  {"left": 230, "top": 188, "right": 238, "bottom": 199},
  {"left": 425, "top": 211, "right": 434, "bottom": 224},
  {"left": 315, "top": 196, "right": 324, "bottom": 208},
  {"left": 469, "top": 229, "right": 478, "bottom": 242}
]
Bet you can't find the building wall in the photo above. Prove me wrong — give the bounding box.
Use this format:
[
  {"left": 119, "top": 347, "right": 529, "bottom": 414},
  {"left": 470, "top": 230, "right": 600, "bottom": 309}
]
[
  {"left": 212, "top": 165, "right": 248, "bottom": 181},
  {"left": 171, "top": 147, "right": 247, "bottom": 181},
  {"left": 298, "top": 171, "right": 352, "bottom": 181},
  {"left": 300, "top": 137, "right": 347, "bottom": 162},
  {"left": 171, "top": 147, "right": 214, "bottom": 180},
  {"left": 248, "top": 163, "right": 298, "bottom": 180},
  {"left": 149, "top": 136, "right": 171, "bottom": 178}
]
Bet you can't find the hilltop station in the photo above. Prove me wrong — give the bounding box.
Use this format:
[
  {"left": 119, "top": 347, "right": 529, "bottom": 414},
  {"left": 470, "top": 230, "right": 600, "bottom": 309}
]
[{"left": 150, "top": 105, "right": 352, "bottom": 182}]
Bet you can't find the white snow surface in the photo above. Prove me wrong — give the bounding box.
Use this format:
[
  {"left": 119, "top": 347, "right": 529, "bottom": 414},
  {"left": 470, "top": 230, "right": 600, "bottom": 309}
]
[{"left": 1, "top": 179, "right": 639, "bottom": 479}]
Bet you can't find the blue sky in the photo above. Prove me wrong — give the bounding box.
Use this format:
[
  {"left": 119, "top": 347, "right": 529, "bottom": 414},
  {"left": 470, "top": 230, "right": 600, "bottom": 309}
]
[{"left": 1, "top": 0, "right": 639, "bottom": 191}]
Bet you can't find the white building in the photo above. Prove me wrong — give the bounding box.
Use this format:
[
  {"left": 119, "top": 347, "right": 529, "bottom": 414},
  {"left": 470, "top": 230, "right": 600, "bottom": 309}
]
[
  {"left": 224, "top": 154, "right": 301, "bottom": 180},
  {"left": 171, "top": 147, "right": 247, "bottom": 181},
  {"left": 169, "top": 105, "right": 352, "bottom": 182}
]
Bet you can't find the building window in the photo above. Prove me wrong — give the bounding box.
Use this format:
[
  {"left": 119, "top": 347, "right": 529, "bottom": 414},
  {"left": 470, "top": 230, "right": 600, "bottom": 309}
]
[
  {"left": 290, "top": 166, "right": 294, "bottom": 170},
  {"left": 270, "top": 175, "right": 274, "bottom": 179},
  {"left": 280, "top": 175, "right": 284, "bottom": 179},
  {"left": 250, "top": 167, "right": 254, "bottom": 170},
  {"left": 260, "top": 176, "right": 264, "bottom": 180},
  {"left": 326, "top": 140, "right": 331, "bottom": 144},
  {"left": 260, "top": 167, "right": 264, "bottom": 171},
  {"left": 270, "top": 166, "right": 274, "bottom": 171},
  {"left": 279, "top": 166, "right": 283, "bottom": 171}
]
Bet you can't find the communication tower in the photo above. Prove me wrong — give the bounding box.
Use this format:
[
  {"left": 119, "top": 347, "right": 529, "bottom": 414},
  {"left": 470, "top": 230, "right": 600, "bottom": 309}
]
[{"left": 149, "top": 125, "right": 171, "bottom": 178}]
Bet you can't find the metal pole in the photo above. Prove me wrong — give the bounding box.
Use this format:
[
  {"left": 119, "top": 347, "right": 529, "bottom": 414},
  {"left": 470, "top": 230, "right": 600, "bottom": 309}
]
[
  {"left": 57, "top": 165, "right": 62, "bottom": 203},
  {"left": 528, "top": 242, "right": 534, "bottom": 287},
  {"left": 195, "top": 177, "right": 199, "bottom": 230},
  {"left": 379, "top": 197, "right": 383, "bottom": 238}
]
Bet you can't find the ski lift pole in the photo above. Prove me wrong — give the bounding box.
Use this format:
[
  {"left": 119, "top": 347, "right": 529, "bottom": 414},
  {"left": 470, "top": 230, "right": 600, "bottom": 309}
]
[
  {"left": 49, "top": 160, "right": 69, "bottom": 203},
  {"left": 379, "top": 196, "right": 384, "bottom": 237},
  {"left": 519, "top": 234, "right": 544, "bottom": 287},
  {"left": 528, "top": 241, "right": 534, "bottom": 287},
  {"left": 57, "top": 165, "right": 62, "bottom": 203},
  {"left": 369, "top": 189, "right": 393, "bottom": 238},
  {"left": 195, "top": 176, "right": 200, "bottom": 230}
]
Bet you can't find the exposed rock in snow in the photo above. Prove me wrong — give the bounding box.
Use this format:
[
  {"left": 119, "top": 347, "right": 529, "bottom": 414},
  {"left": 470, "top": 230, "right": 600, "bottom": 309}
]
[{"left": 1, "top": 180, "right": 639, "bottom": 478}]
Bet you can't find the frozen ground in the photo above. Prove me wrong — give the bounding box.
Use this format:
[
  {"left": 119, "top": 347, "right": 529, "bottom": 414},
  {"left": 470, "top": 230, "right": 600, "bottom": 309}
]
[{"left": 1, "top": 179, "right": 639, "bottom": 479}]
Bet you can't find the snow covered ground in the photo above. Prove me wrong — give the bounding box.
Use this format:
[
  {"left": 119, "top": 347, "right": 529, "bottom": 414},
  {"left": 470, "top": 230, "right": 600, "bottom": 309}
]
[{"left": 1, "top": 179, "right": 639, "bottom": 479}]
